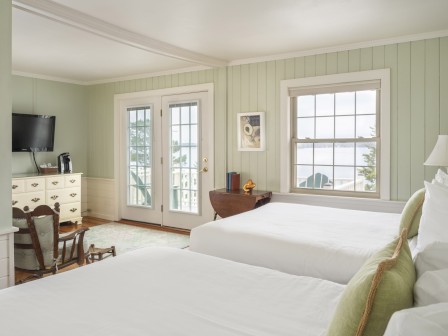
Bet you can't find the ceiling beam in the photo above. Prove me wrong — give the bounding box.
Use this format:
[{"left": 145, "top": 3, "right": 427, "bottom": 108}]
[{"left": 12, "top": 0, "right": 228, "bottom": 68}]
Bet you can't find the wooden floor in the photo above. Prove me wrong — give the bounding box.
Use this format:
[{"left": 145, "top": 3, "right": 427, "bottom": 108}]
[{"left": 15, "top": 216, "right": 190, "bottom": 284}]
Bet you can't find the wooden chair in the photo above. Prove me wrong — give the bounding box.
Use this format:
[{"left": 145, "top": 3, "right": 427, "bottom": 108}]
[{"left": 13, "top": 203, "right": 89, "bottom": 284}]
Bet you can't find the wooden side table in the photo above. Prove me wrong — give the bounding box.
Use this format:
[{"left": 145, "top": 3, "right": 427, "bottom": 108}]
[{"left": 209, "top": 189, "right": 272, "bottom": 219}]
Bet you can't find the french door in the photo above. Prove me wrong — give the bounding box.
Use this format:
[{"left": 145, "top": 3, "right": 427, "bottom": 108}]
[{"left": 119, "top": 89, "right": 214, "bottom": 230}]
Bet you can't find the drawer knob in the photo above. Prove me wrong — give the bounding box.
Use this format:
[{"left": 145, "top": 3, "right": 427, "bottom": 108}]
[
  {"left": 31, "top": 183, "right": 39, "bottom": 187},
  {"left": 70, "top": 179, "right": 76, "bottom": 183},
  {"left": 70, "top": 208, "right": 77, "bottom": 213},
  {"left": 70, "top": 193, "right": 77, "bottom": 197},
  {"left": 12, "top": 185, "right": 18, "bottom": 190},
  {"left": 12, "top": 200, "right": 18, "bottom": 206},
  {"left": 51, "top": 195, "right": 59, "bottom": 200},
  {"left": 52, "top": 181, "right": 59, "bottom": 185},
  {"left": 31, "top": 198, "right": 40, "bottom": 203}
]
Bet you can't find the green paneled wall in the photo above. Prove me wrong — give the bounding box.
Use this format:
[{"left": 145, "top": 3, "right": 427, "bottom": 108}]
[
  {"left": 0, "top": 0, "right": 11, "bottom": 230},
  {"left": 227, "top": 37, "right": 448, "bottom": 201},
  {"left": 20, "top": 35, "right": 445, "bottom": 202},
  {"left": 87, "top": 68, "right": 228, "bottom": 188},
  {"left": 11, "top": 76, "right": 88, "bottom": 175}
]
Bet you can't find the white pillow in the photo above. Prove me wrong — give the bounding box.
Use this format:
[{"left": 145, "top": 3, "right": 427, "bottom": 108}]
[
  {"left": 417, "top": 181, "right": 448, "bottom": 251},
  {"left": 384, "top": 303, "right": 448, "bottom": 336},
  {"left": 435, "top": 169, "right": 448, "bottom": 187},
  {"left": 414, "top": 268, "right": 448, "bottom": 307},
  {"left": 415, "top": 242, "right": 448, "bottom": 278}
]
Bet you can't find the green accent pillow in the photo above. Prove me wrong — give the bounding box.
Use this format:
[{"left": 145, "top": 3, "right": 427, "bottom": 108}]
[
  {"left": 327, "top": 229, "right": 416, "bottom": 336},
  {"left": 399, "top": 188, "right": 425, "bottom": 238}
]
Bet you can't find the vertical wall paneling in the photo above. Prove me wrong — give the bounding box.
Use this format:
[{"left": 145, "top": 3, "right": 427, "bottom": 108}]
[
  {"left": 294, "top": 57, "right": 305, "bottom": 78},
  {"left": 257, "top": 62, "right": 268, "bottom": 191},
  {"left": 240, "top": 64, "right": 251, "bottom": 184},
  {"left": 315, "top": 54, "right": 327, "bottom": 76},
  {"left": 410, "top": 40, "right": 425, "bottom": 192},
  {"left": 266, "top": 61, "right": 277, "bottom": 190},
  {"left": 360, "top": 48, "right": 373, "bottom": 71},
  {"left": 424, "top": 39, "right": 440, "bottom": 182},
  {"left": 337, "top": 51, "right": 349, "bottom": 73},
  {"left": 384, "top": 44, "right": 398, "bottom": 200},
  {"left": 326, "top": 52, "right": 338, "bottom": 75},
  {"left": 397, "top": 43, "right": 412, "bottom": 200},
  {"left": 231, "top": 65, "right": 242, "bottom": 177},
  {"left": 372, "top": 46, "right": 385, "bottom": 69},
  {"left": 348, "top": 49, "right": 361, "bottom": 72},
  {"left": 249, "top": 63, "right": 259, "bottom": 187},
  {"left": 441, "top": 37, "right": 448, "bottom": 135},
  {"left": 304, "top": 56, "right": 316, "bottom": 77}
]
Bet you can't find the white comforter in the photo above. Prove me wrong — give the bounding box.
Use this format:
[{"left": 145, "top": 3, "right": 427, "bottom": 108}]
[
  {"left": 0, "top": 247, "right": 344, "bottom": 336},
  {"left": 190, "top": 202, "right": 401, "bottom": 284}
]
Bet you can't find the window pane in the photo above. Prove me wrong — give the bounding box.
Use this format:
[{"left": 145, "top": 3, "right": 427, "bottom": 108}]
[
  {"left": 356, "top": 142, "right": 376, "bottom": 166},
  {"left": 357, "top": 166, "right": 377, "bottom": 192},
  {"left": 296, "top": 143, "right": 313, "bottom": 165},
  {"left": 297, "top": 118, "right": 314, "bottom": 139},
  {"left": 191, "top": 105, "right": 198, "bottom": 124},
  {"left": 296, "top": 165, "right": 313, "bottom": 188},
  {"left": 315, "top": 117, "right": 334, "bottom": 139},
  {"left": 334, "top": 142, "right": 355, "bottom": 166},
  {"left": 316, "top": 94, "right": 334, "bottom": 116},
  {"left": 335, "top": 92, "right": 355, "bottom": 115},
  {"left": 171, "top": 107, "right": 180, "bottom": 125},
  {"left": 335, "top": 116, "right": 355, "bottom": 138},
  {"left": 356, "top": 115, "right": 376, "bottom": 138},
  {"left": 297, "top": 95, "right": 315, "bottom": 117},
  {"left": 334, "top": 166, "right": 355, "bottom": 191},
  {"left": 356, "top": 90, "right": 376, "bottom": 115},
  {"left": 171, "top": 125, "right": 180, "bottom": 145},
  {"left": 314, "top": 143, "right": 333, "bottom": 165},
  {"left": 314, "top": 166, "right": 333, "bottom": 189},
  {"left": 181, "top": 106, "right": 190, "bottom": 124}
]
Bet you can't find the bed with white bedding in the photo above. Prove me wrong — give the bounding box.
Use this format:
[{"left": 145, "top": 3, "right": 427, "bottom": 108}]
[
  {"left": 190, "top": 202, "right": 402, "bottom": 284},
  {"left": 0, "top": 247, "right": 344, "bottom": 336}
]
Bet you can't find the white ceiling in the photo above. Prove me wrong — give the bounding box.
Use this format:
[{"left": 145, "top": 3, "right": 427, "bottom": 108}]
[{"left": 12, "top": 0, "right": 448, "bottom": 84}]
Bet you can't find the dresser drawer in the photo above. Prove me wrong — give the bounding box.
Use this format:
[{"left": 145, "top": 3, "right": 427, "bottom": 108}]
[
  {"left": 25, "top": 178, "right": 45, "bottom": 192},
  {"left": 61, "top": 187, "right": 81, "bottom": 204},
  {"left": 60, "top": 202, "right": 81, "bottom": 221},
  {"left": 46, "top": 176, "right": 65, "bottom": 190},
  {"left": 12, "top": 191, "right": 46, "bottom": 210},
  {"left": 46, "top": 189, "right": 64, "bottom": 205},
  {"left": 11, "top": 179, "right": 25, "bottom": 194},
  {"left": 65, "top": 175, "right": 81, "bottom": 187}
]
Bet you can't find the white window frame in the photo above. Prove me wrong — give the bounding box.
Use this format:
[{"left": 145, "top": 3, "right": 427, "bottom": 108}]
[{"left": 280, "top": 69, "right": 390, "bottom": 200}]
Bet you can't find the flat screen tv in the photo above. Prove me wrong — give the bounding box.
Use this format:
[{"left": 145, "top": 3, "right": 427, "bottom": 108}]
[{"left": 12, "top": 113, "right": 56, "bottom": 152}]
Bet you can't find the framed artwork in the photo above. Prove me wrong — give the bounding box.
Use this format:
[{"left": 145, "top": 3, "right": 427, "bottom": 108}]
[{"left": 237, "top": 112, "right": 265, "bottom": 151}]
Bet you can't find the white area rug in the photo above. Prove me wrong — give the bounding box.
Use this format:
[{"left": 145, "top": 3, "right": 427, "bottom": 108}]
[{"left": 85, "top": 223, "right": 190, "bottom": 255}]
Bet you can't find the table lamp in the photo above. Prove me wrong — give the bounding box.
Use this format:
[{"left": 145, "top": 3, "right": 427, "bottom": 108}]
[{"left": 424, "top": 135, "right": 448, "bottom": 172}]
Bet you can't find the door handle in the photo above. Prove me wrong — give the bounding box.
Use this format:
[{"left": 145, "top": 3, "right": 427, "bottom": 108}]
[{"left": 199, "top": 167, "right": 208, "bottom": 173}]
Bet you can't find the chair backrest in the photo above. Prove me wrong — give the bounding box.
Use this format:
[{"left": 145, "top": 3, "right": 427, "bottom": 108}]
[{"left": 13, "top": 204, "right": 60, "bottom": 271}]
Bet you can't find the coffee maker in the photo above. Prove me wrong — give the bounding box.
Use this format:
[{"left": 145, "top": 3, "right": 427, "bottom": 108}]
[{"left": 58, "top": 153, "right": 73, "bottom": 173}]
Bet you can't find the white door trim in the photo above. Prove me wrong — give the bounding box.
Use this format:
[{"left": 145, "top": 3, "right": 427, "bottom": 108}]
[{"left": 113, "top": 83, "right": 215, "bottom": 223}]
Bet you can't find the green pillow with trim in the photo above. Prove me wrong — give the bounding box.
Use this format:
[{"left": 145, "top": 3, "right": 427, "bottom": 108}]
[
  {"left": 327, "top": 229, "right": 415, "bottom": 336},
  {"left": 399, "top": 188, "right": 425, "bottom": 238}
]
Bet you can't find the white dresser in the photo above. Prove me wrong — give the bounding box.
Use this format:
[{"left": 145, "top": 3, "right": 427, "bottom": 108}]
[
  {"left": 12, "top": 173, "right": 83, "bottom": 224},
  {"left": 0, "top": 227, "right": 18, "bottom": 289}
]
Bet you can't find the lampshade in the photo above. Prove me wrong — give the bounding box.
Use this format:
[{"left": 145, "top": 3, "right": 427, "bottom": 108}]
[{"left": 424, "top": 135, "right": 448, "bottom": 166}]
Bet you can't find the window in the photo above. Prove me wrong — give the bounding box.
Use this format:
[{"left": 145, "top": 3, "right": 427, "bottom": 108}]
[{"left": 280, "top": 70, "right": 390, "bottom": 199}]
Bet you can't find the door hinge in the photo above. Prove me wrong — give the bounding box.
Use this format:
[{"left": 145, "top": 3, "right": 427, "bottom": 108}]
[
  {"left": 161, "top": 205, "right": 163, "bottom": 212},
  {"left": 160, "top": 109, "right": 162, "bottom": 117},
  {"left": 161, "top": 157, "right": 163, "bottom": 164}
]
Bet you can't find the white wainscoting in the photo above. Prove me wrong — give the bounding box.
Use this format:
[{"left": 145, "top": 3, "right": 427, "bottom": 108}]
[
  {"left": 0, "top": 229, "right": 18, "bottom": 289},
  {"left": 83, "top": 177, "right": 118, "bottom": 221},
  {"left": 272, "top": 193, "right": 405, "bottom": 214}
]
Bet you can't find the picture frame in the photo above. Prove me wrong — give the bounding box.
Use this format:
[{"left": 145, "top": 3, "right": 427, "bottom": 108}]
[{"left": 237, "top": 112, "right": 265, "bottom": 151}]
